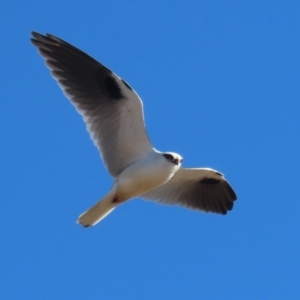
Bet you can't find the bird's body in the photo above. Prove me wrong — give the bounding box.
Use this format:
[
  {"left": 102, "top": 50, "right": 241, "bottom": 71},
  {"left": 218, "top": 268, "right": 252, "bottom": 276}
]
[
  {"left": 79, "top": 151, "right": 181, "bottom": 226},
  {"left": 31, "top": 32, "right": 237, "bottom": 228},
  {"left": 113, "top": 151, "right": 181, "bottom": 202}
]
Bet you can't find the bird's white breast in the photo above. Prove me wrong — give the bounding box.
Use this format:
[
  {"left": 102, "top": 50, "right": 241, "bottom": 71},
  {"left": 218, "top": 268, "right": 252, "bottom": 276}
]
[{"left": 114, "top": 152, "right": 179, "bottom": 201}]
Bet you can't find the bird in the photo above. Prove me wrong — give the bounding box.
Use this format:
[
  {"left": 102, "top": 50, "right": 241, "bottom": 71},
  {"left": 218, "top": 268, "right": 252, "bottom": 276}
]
[{"left": 30, "top": 32, "right": 237, "bottom": 228}]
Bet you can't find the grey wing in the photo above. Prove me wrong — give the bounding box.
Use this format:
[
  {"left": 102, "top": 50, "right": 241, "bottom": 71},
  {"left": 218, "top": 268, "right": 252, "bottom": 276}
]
[
  {"left": 30, "top": 32, "right": 153, "bottom": 177},
  {"left": 141, "top": 168, "right": 237, "bottom": 215}
]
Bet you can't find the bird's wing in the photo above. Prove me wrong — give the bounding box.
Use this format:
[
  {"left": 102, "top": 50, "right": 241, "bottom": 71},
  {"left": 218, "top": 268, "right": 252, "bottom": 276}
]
[
  {"left": 141, "top": 168, "right": 237, "bottom": 215},
  {"left": 31, "top": 32, "right": 153, "bottom": 177}
]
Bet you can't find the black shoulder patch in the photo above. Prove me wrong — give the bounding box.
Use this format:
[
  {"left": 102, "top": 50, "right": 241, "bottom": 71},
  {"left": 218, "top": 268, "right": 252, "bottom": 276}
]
[
  {"left": 121, "top": 79, "right": 132, "bottom": 90},
  {"left": 99, "top": 76, "right": 122, "bottom": 100},
  {"left": 200, "top": 178, "right": 220, "bottom": 185}
]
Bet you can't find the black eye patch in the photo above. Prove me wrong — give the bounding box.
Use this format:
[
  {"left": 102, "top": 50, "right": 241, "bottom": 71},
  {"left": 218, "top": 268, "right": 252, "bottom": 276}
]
[{"left": 163, "top": 153, "right": 174, "bottom": 160}]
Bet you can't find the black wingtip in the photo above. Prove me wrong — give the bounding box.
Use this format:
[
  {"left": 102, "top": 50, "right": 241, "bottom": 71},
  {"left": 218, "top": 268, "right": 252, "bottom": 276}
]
[
  {"left": 31, "top": 31, "right": 42, "bottom": 39},
  {"left": 227, "top": 184, "right": 237, "bottom": 201},
  {"left": 227, "top": 200, "right": 234, "bottom": 211}
]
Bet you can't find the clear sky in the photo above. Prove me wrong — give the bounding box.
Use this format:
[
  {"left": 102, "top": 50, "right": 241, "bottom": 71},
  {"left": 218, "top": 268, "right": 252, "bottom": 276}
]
[{"left": 1, "top": 1, "right": 300, "bottom": 299}]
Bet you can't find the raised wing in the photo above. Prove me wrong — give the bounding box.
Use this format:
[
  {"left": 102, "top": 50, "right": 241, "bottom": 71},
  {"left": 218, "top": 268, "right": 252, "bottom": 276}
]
[
  {"left": 31, "top": 32, "right": 153, "bottom": 177},
  {"left": 141, "top": 168, "right": 237, "bottom": 215}
]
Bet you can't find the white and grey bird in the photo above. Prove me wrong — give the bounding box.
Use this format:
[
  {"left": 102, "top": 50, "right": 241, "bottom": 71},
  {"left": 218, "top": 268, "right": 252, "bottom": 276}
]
[{"left": 30, "top": 32, "right": 237, "bottom": 228}]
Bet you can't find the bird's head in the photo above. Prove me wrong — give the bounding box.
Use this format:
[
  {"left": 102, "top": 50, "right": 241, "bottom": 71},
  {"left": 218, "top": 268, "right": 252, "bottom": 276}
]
[{"left": 162, "top": 152, "right": 183, "bottom": 167}]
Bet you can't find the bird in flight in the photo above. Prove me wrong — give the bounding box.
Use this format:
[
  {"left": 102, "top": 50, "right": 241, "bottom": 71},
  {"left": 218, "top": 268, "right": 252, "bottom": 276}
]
[{"left": 30, "top": 32, "right": 237, "bottom": 228}]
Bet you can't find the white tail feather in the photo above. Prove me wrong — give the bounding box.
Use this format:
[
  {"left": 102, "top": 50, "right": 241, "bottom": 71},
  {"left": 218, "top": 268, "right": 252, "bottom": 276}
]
[{"left": 77, "top": 191, "right": 117, "bottom": 227}]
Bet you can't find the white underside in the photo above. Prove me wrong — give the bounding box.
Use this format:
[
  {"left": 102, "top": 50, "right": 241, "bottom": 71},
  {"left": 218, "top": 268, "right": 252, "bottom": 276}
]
[{"left": 77, "top": 151, "right": 181, "bottom": 227}]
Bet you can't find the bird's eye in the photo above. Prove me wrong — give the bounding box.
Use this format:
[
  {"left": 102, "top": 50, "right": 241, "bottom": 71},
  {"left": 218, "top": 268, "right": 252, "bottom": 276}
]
[{"left": 163, "top": 153, "right": 174, "bottom": 161}]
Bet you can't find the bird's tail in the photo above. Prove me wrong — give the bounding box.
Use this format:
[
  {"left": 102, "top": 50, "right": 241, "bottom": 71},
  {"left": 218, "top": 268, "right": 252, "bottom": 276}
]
[{"left": 77, "top": 191, "right": 117, "bottom": 227}]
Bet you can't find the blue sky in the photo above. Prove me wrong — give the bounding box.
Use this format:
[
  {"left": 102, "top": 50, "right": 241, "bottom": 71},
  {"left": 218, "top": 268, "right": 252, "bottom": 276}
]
[{"left": 1, "top": 1, "right": 300, "bottom": 299}]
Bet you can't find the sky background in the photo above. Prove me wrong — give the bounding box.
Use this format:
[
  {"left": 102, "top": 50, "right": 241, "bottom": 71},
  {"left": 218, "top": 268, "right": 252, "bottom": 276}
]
[{"left": 1, "top": 1, "right": 300, "bottom": 299}]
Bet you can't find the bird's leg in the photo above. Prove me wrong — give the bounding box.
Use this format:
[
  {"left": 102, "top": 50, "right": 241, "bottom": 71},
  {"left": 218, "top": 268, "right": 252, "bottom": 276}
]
[
  {"left": 111, "top": 194, "right": 128, "bottom": 204},
  {"left": 112, "top": 196, "right": 119, "bottom": 203}
]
